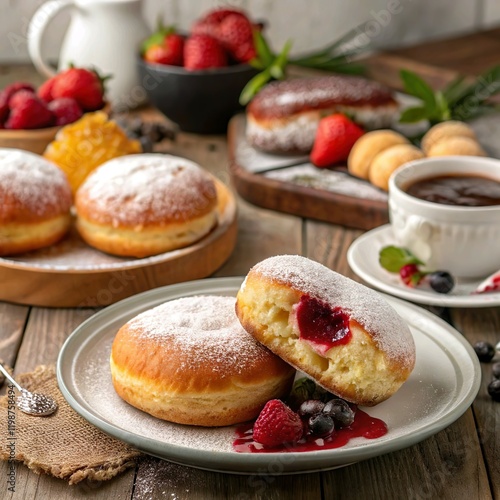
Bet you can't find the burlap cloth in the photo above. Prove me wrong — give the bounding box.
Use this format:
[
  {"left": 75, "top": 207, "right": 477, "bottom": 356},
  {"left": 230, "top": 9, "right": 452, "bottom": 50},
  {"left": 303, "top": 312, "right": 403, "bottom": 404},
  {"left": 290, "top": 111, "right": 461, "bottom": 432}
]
[{"left": 0, "top": 364, "right": 142, "bottom": 484}]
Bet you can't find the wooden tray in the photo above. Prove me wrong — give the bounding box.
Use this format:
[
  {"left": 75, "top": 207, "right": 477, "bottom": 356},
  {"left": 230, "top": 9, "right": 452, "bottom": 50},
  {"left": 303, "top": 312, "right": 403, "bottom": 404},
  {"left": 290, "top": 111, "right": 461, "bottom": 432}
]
[
  {"left": 0, "top": 179, "right": 237, "bottom": 308},
  {"left": 228, "top": 114, "right": 389, "bottom": 230}
]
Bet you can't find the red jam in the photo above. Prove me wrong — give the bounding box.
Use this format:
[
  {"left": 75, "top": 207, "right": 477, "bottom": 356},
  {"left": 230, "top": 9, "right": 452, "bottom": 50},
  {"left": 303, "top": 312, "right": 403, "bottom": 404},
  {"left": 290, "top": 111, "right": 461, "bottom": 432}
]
[
  {"left": 233, "top": 407, "right": 388, "bottom": 453},
  {"left": 295, "top": 295, "right": 351, "bottom": 355}
]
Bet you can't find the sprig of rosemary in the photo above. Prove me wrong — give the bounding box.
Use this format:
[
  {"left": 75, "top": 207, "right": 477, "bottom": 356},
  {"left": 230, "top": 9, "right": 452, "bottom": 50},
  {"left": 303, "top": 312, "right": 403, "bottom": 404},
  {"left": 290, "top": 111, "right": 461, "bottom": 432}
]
[
  {"left": 399, "top": 66, "right": 500, "bottom": 125},
  {"left": 239, "top": 26, "right": 367, "bottom": 105}
]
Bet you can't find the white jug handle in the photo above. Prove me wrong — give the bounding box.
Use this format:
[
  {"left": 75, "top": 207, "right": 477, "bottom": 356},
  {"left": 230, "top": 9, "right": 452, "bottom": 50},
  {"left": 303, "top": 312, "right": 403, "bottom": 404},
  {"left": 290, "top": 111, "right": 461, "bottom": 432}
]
[{"left": 27, "top": 0, "right": 74, "bottom": 78}]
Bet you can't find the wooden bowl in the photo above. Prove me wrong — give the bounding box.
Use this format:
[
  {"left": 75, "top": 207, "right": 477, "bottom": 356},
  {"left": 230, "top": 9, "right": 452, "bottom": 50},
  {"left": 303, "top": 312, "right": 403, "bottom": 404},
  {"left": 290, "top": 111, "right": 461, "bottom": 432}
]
[{"left": 0, "top": 125, "right": 61, "bottom": 155}]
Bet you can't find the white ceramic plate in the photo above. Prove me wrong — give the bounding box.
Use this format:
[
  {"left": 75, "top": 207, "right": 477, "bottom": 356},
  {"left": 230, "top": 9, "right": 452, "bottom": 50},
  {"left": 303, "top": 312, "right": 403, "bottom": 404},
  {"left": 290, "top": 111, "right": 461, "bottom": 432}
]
[
  {"left": 57, "top": 277, "right": 480, "bottom": 474},
  {"left": 348, "top": 225, "right": 500, "bottom": 308}
]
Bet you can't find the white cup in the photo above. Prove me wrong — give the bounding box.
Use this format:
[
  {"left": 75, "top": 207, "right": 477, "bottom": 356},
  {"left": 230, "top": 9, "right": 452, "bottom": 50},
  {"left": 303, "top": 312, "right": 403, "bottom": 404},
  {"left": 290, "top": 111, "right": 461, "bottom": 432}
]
[{"left": 389, "top": 156, "right": 500, "bottom": 278}]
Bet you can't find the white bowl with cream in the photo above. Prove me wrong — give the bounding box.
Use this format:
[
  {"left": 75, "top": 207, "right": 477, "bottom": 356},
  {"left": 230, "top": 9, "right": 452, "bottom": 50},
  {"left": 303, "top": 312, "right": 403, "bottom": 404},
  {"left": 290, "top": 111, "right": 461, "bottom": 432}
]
[{"left": 388, "top": 156, "right": 500, "bottom": 278}]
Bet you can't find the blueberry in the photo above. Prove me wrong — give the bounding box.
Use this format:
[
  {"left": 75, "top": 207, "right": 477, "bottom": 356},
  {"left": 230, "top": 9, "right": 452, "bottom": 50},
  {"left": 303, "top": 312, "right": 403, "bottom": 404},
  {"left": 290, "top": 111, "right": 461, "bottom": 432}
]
[
  {"left": 308, "top": 413, "right": 335, "bottom": 437},
  {"left": 429, "top": 271, "right": 454, "bottom": 294},
  {"left": 323, "top": 399, "right": 355, "bottom": 428},
  {"left": 492, "top": 362, "right": 500, "bottom": 379},
  {"left": 473, "top": 341, "right": 496, "bottom": 363},
  {"left": 298, "top": 399, "right": 325, "bottom": 417},
  {"left": 487, "top": 379, "right": 500, "bottom": 401}
]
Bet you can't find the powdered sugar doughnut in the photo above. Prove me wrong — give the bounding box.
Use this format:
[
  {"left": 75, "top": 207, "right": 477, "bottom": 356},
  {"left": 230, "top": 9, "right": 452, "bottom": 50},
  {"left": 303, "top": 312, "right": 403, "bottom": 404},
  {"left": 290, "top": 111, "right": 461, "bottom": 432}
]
[
  {"left": 236, "top": 255, "right": 416, "bottom": 406},
  {"left": 246, "top": 76, "right": 398, "bottom": 154},
  {"left": 110, "top": 295, "right": 295, "bottom": 426},
  {"left": 0, "top": 149, "right": 72, "bottom": 256},
  {"left": 75, "top": 154, "right": 218, "bottom": 257}
]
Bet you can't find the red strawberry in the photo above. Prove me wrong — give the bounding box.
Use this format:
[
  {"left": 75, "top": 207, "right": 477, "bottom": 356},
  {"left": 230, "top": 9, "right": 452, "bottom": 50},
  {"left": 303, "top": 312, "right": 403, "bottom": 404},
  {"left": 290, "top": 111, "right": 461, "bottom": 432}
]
[
  {"left": 218, "top": 13, "right": 255, "bottom": 62},
  {"left": 474, "top": 270, "right": 500, "bottom": 294},
  {"left": 48, "top": 97, "right": 83, "bottom": 126},
  {"left": 310, "top": 114, "right": 365, "bottom": 167},
  {"left": 5, "top": 93, "right": 54, "bottom": 129},
  {"left": 3, "top": 82, "right": 35, "bottom": 100},
  {"left": 199, "top": 8, "right": 247, "bottom": 25},
  {"left": 144, "top": 33, "right": 184, "bottom": 66},
  {"left": 38, "top": 77, "right": 57, "bottom": 103},
  {"left": 0, "top": 92, "right": 9, "bottom": 123},
  {"left": 9, "top": 89, "right": 36, "bottom": 109},
  {"left": 184, "top": 34, "right": 227, "bottom": 71},
  {"left": 399, "top": 263, "right": 423, "bottom": 287},
  {"left": 51, "top": 68, "right": 105, "bottom": 111},
  {"left": 253, "top": 399, "right": 303, "bottom": 447}
]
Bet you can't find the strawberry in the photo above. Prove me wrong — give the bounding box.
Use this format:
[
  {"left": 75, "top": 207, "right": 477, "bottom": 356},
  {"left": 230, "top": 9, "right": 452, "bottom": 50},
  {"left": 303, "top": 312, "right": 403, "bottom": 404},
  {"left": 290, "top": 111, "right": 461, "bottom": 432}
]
[
  {"left": 218, "top": 13, "right": 255, "bottom": 62},
  {"left": 38, "top": 77, "right": 57, "bottom": 103},
  {"left": 9, "top": 89, "right": 36, "bottom": 109},
  {"left": 3, "top": 82, "right": 35, "bottom": 100},
  {"left": 253, "top": 399, "right": 303, "bottom": 447},
  {"left": 48, "top": 97, "right": 83, "bottom": 126},
  {"left": 5, "top": 92, "right": 54, "bottom": 129},
  {"left": 474, "top": 270, "right": 500, "bottom": 294},
  {"left": 0, "top": 92, "right": 9, "bottom": 123},
  {"left": 144, "top": 33, "right": 184, "bottom": 66},
  {"left": 51, "top": 68, "right": 105, "bottom": 111},
  {"left": 310, "top": 114, "right": 365, "bottom": 167},
  {"left": 184, "top": 34, "right": 227, "bottom": 71},
  {"left": 198, "top": 8, "right": 247, "bottom": 25}
]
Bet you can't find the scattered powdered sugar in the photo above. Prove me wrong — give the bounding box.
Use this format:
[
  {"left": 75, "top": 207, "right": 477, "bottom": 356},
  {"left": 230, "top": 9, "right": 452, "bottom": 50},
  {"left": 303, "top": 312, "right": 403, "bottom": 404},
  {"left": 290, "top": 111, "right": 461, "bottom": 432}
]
[
  {"left": 127, "top": 295, "right": 271, "bottom": 374},
  {"left": 250, "top": 255, "right": 414, "bottom": 367},
  {"left": 0, "top": 149, "right": 71, "bottom": 218},
  {"left": 77, "top": 154, "right": 216, "bottom": 226},
  {"left": 265, "top": 164, "right": 388, "bottom": 201}
]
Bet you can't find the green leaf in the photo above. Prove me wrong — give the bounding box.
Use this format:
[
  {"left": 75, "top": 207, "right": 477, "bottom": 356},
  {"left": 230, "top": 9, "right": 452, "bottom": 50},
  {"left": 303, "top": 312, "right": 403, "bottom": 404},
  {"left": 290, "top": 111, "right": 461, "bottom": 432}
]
[
  {"left": 253, "top": 30, "right": 274, "bottom": 67},
  {"left": 239, "top": 68, "right": 272, "bottom": 105},
  {"left": 442, "top": 75, "right": 467, "bottom": 105},
  {"left": 400, "top": 70, "right": 437, "bottom": 111},
  {"left": 399, "top": 106, "right": 430, "bottom": 123},
  {"left": 379, "top": 245, "right": 423, "bottom": 273}
]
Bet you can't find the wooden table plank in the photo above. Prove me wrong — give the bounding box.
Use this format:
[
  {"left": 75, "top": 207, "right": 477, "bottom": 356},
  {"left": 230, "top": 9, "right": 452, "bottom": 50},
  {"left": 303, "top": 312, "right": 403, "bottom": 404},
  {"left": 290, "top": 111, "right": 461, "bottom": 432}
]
[
  {"left": 0, "top": 303, "right": 29, "bottom": 367},
  {"left": 451, "top": 307, "right": 500, "bottom": 499}
]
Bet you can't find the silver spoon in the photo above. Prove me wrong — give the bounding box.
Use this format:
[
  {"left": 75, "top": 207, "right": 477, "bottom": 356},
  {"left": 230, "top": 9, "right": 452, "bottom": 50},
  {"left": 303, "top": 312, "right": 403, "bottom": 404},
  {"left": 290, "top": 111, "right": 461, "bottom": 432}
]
[{"left": 0, "top": 364, "right": 57, "bottom": 416}]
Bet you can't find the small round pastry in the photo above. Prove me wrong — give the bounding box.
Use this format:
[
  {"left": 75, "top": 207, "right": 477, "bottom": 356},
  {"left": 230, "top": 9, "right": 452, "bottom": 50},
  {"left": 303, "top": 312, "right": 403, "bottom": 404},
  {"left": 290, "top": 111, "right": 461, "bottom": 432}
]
[
  {"left": 246, "top": 75, "right": 399, "bottom": 154},
  {"left": 75, "top": 154, "right": 218, "bottom": 258},
  {"left": 110, "top": 295, "right": 295, "bottom": 426},
  {"left": 347, "top": 129, "right": 409, "bottom": 179},
  {"left": 421, "top": 121, "right": 477, "bottom": 154},
  {"left": 0, "top": 149, "right": 72, "bottom": 256},
  {"left": 426, "top": 136, "right": 486, "bottom": 157},
  {"left": 236, "top": 255, "right": 416, "bottom": 406},
  {"left": 369, "top": 144, "right": 425, "bottom": 191}
]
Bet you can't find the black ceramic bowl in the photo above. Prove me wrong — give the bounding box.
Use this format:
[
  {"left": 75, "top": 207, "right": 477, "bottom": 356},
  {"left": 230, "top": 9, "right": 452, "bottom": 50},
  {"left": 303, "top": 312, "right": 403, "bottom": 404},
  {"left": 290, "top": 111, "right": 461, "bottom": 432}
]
[{"left": 137, "top": 57, "right": 259, "bottom": 134}]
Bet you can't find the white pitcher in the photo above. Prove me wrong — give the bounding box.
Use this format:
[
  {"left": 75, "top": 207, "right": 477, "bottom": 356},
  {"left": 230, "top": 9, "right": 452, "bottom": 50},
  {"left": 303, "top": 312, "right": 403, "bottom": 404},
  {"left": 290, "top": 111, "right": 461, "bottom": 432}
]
[{"left": 27, "top": 0, "right": 150, "bottom": 108}]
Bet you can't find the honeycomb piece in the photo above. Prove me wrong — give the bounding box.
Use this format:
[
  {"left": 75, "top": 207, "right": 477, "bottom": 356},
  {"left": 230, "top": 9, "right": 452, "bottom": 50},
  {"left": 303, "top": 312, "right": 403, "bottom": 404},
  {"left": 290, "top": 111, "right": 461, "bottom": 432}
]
[{"left": 43, "top": 112, "right": 142, "bottom": 193}]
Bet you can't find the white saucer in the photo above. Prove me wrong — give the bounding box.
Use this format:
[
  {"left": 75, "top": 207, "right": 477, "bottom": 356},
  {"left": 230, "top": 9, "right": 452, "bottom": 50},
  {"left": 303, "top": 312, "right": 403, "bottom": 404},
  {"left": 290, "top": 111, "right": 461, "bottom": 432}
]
[{"left": 347, "top": 224, "right": 500, "bottom": 308}]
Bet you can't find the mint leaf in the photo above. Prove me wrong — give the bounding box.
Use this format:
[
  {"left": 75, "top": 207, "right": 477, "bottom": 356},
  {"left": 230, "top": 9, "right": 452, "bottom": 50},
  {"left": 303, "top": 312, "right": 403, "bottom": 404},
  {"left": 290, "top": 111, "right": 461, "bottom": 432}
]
[
  {"left": 253, "top": 30, "right": 274, "bottom": 67},
  {"left": 239, "top": 68, "right": 272, "bottom": 105},
  {"left": 400, "top": 70, "right": 437, "bottom": 111},
  {"left": 399, "top": 106, "right": 429, "bottom": 123},
  {"left": 379, "top": 245, "right": 423, "bottom": 273}
]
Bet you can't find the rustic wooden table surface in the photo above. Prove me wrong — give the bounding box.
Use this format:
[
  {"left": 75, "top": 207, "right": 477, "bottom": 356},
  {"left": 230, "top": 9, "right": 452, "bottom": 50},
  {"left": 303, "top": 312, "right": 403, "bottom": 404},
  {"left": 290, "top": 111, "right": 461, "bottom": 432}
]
[{"left": 0, "top": 63, "right": 499, "bottom": 500}]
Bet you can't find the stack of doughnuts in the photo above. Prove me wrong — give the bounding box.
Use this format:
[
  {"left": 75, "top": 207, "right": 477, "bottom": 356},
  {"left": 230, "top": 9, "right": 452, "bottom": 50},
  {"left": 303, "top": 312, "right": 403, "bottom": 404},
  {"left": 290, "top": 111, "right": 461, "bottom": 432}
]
[
  {"left": 75, "top": 154, "right": 218, "bottom": 258},
  {"left": 111, "top": 255, "right": 416, "bottom": 427},
  {"left": 0, "top": 149, "right": 72, "bottom": 256},
  {"left": 246, "top": 75, "right": 399, "bottom": 154}
]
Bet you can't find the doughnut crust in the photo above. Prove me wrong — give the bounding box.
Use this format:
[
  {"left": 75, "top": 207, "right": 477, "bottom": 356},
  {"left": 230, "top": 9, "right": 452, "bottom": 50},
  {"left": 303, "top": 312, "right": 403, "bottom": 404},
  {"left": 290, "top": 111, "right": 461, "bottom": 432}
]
[
  {"left": 75, "top": 154, "right": 218, "bottom": 258},
  {"left": 0, "top": 149, "right": 72, "bottom": 256},
  {"left": 236, "top": 255, "right": 416, "bottom": 406},
  {"left": 110, "top": 295, "right": 295, "bottom": 426},
  {"left": 246, "top": 76, "right": 398, "bottom": 154}
]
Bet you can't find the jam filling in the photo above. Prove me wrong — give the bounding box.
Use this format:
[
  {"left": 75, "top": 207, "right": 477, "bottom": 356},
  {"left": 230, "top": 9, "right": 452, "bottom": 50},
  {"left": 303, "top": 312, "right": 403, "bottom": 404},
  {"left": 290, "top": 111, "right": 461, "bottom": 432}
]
[
  {"left": 233, "top": 407, "right": 388, "bottom": 453},
  {"left": 295, "top": 295, "right": 351, "bottom": 355}
]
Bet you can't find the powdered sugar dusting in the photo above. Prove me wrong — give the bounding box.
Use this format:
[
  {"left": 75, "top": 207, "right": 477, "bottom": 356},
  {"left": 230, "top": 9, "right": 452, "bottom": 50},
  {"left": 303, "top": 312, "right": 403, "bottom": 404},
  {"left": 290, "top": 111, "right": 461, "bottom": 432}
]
[
  {"left": 127, "top": 295, "right": 270, "bottom": 374},
  {"left": 0, "top": 149, "right": 71, "bottom": 219},
  {"left": 250, "top": 255, "right": 414, "bottom": 367},
  {"left": 77, "top": 154, "right": 216, "bottom": 226}
]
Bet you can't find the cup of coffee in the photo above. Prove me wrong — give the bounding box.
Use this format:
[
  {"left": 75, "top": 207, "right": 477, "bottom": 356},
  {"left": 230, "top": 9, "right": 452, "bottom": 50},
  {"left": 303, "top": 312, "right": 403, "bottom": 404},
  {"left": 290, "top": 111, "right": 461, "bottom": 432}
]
[{"left": 388, "top": 156, "right": 500, "bottom": 278}]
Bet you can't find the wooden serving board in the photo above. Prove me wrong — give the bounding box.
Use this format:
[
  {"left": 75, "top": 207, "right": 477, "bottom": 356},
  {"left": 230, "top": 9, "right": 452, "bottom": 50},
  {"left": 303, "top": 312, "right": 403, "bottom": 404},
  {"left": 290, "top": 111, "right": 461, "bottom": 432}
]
[
  {"left": 0, "top": 179, "right": 237, "bottom": 308},
  {"left": 228, "top": 114, "right": 389, "bottom": 230}
]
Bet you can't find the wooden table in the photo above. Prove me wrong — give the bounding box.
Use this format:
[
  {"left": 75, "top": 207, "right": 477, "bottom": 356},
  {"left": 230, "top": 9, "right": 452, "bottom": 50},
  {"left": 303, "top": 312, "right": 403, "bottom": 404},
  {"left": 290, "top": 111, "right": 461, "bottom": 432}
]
[{"left": 1, "top": 60, "right": 500, "bottom": 499}]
